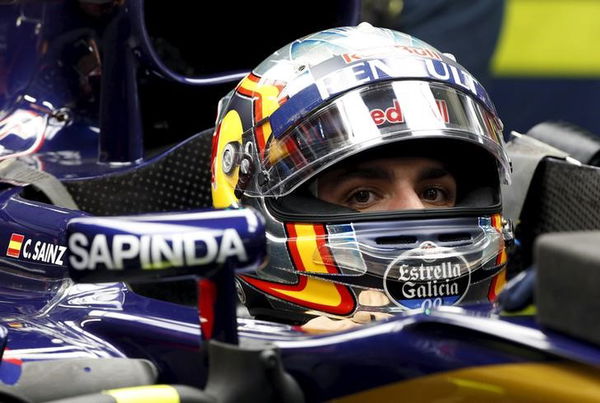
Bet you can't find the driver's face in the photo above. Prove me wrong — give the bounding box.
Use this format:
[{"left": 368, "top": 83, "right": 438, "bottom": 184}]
[{"left": 316, "top": 157, "right": 457, "bottom": 212}]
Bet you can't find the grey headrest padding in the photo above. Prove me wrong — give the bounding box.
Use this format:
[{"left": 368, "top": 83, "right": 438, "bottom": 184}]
[
  {"left": 501, "top": 132, "right": 570, "bottom": 223},
  {"left": 528, "top": 121, "right": 600, "bottom": 166}
]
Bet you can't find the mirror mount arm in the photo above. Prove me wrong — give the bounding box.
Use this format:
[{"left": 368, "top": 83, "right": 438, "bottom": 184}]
[
  {"left": 128, "top": 0, "right": 248, "bottom": 86},
  {"left": 197, "top": 262, "right": 239, "bottom": 345},
  {"left": 98, "top": 3, "right": 144, "bottom": 164}
]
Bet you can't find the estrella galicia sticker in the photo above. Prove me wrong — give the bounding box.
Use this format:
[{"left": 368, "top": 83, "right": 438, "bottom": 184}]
[{"left": 383, "top": 241, "right": 471, "bottom": 310}]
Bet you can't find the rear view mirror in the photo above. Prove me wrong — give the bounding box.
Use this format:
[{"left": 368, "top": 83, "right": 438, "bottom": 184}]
[
  {"left": 67, "top": 208, "right": 266, "bottom": 344},
  {"left": 67, "top": 208, "right": 266, "bottom": 283}
]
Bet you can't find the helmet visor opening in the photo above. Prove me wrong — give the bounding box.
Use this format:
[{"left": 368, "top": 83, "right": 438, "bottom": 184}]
[
  {"left": 265, "top": 137, "right": 502, "bottom": 223},
  {"left": 251, "top": 81, "right": 509, "bottom": 198}
]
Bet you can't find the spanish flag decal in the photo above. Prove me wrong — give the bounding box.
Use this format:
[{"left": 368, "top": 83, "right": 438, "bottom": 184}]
[
  {"left": 6, "top": 233, "right": 24, "bottom": 258},
  {"left": 241, "top": 223, "right": 356, "bottom": 316},
  {"left": 488, "top": 214, "right": 508, "bottom": 301},
  {"left": 488, "top": 270, "right": 507, "bottom": 302}
]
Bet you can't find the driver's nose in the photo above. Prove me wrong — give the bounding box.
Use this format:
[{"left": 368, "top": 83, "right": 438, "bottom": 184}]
[{"left": 387, "top": 185, "right": 425, "bottom": 210}]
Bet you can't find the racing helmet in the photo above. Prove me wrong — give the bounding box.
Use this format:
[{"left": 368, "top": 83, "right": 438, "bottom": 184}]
[{"left": 211, "top": 24, "right": 512, "bottom": 323}]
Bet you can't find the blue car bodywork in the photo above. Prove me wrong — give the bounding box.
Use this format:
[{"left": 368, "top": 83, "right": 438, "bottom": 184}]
[{"left": 0, "top": 1, "right": 599, "bottom": 402}]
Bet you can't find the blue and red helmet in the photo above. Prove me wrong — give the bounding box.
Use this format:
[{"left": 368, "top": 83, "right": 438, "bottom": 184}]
[{"left": 211, "top": 24, "right": 512, "bottom": 323}]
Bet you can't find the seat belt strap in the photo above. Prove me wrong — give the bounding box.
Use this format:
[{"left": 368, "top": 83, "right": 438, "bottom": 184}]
[{"left": 0, "top": 159, "right": 78, "bottom": 210}]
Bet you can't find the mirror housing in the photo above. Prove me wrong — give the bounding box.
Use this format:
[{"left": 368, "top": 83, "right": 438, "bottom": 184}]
[{"left": 67, "top": 208, "right": 266, "bottom": 283}]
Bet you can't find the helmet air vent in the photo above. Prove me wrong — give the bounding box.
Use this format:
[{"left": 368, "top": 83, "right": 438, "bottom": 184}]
[
  {"left": 438, "top": 232, "right": 472, "bottom": 243},
  {"left": 375, "top": 235, "right": 418, "bottom": 245}
]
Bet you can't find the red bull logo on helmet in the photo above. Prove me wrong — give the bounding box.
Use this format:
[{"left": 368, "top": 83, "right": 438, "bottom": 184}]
[{"left": 369, "top": 98, "right": 449, "bottom": 126}]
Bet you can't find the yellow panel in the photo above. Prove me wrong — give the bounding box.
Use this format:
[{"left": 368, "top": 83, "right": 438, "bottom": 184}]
[
  {"left": 501, "top": 304, "right": 537, "bottom": 317},
  {"left": 492, "top": 0, "right": 600, "bottom": 77},
  {"left": 332, "top": 362, "right": 600, "bottom": 402},
  {"left": 104, "top": 385, "right": 180, "bottom": 403},
  {"left": 211, "top": 110, "right": 243, "bottom": 209}
]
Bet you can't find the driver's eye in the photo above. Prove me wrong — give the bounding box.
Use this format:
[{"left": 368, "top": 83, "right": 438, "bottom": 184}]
[
  {"left": 420, "top": 187, "right": 448, "bottom": 204},
  {"left": 345, "top": 189, "right": 380, "bottom": 209},
  {"left": 351, "top": 190, "right": 372, "bottom": 203}
]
